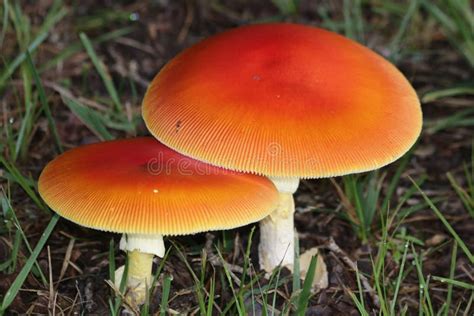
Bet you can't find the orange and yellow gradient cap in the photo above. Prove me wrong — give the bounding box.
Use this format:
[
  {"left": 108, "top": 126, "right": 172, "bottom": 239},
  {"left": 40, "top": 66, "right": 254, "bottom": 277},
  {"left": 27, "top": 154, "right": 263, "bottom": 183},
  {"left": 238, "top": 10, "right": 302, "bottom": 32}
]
[
  {"left": 143, "top": 23, "right": 422, "bottom": 178},
  {"left": 38, "top": 138, "right": 278, "bottom": 235}
]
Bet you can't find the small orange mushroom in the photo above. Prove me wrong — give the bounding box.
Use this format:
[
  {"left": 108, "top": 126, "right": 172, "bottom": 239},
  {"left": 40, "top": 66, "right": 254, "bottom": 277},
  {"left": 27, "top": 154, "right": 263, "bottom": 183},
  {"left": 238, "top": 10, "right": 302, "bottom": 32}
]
[{"left": 38, "top": 137, "right": 278, "bottom": 304}]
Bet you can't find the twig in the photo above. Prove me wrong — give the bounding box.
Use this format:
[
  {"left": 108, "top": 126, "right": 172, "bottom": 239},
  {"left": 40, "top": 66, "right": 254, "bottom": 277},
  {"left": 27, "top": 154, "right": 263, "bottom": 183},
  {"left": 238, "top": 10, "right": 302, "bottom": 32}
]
[
  {"left": 56, "top": 238, "right": 75, "bottom": 289},
  {"left": 47, "top": 246, "right": 55, "bottom": 314}
]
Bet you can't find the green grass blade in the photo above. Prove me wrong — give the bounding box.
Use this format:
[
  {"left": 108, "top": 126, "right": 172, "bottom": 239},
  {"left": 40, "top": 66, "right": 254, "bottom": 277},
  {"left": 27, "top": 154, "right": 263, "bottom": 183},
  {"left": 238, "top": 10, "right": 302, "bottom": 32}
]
[
  {"left": 347, "top": 287, "right": 369, "bottom": 316},
  {"left": 0, "top": 0, "right": 66, "bottom": 89},
  {"left": 216, "top": 247, "right": 244, "bottom": 315},
  {"left": 1, "top": 195, "right": 48, "bottom": 285},
  {"left": 160, "top": 274, "right": 173, "bottom": 314},
  {"left": 79, "top": 32, "right": 122, "bottom": 111},
  {"left": 363, "top": 172, "right": 382, "bottom": 229},
  {"left": 432, "top": 276, "right": 474, "bottom": 290},
  {"left": 0, "top": 32, "right": 48, "bottom": 90},
  {"left": 390, "top": 241, "right": 409, "bottom": 314},
  {"left": 411, "top": 244, "right": 434, "bottom": 315},
  {"left": 343, "top": 0, "right": 364, "bottom": 43},
  {"left": 24, "top": 51, "right": 63, "bottom": 153},
  {"left": 271, "top": 0, "right": 299, "bottom": 15},
  {"left": 206, "top": 274, "right": 215, "bottom": 316},
  {"left": 108, "top": 239, "right": 116, "bottom": 284},
  {"left": 381, "top": 151, "right": 412, "bottom": 213},
  {"left": 172, "top": 242, "right": 207, "bottom": 314},
  {"left": 36, "top": 0, "right": 67, "bottom": 37},
  {"left": 354, "top": 265, "right": 365, "bottom": 311},
  {"left": 0, "top": 0, "right": 8, "bottom": 47},
  {"left": 39, "top": 27, "right": 134, "bottom": 72},
  {"left": 411, "top": 178, "right": 474, "bottom": 263},
  {"left": 421, "top": 0, "right": 474, "bottom": 67},
  {"left": 443, "top": 241, "right": 458, "bottom": 316},
  {"left": 447, "top": 172, "right": 474, "bottom": 217},
  {"left": 388, "top": 0, "right": 419, "bottom": 60},
  {"left": 9, "top": 229, "right": 21, "bottom": 273},
  {"left": 343, "top": 175, "right": 368, "bottom": 240},
  {"left": 0, "top": 213, "right": 59, "bottom": 312},
  {"left": 422, "top": 85, "right": 474, "bottom": 103},
  {"left": 0, "top": 156, "right": 49, "bottom": 213},
  {"left": 61, "top": 95, "right": 114, "bottom": 140},
  {"left": 292, "top": 234, "right": 301, "bottom": 293},
  {"left": 296, "top": 255, "right": 317, "bottom": 315}
]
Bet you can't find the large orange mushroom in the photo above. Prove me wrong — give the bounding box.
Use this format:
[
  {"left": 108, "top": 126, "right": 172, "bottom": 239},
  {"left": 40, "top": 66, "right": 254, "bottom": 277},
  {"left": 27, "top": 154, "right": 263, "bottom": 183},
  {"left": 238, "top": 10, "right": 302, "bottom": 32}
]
[
  {"left": 142, "top": 23, "right": 422, "bottom": 272},
  {"left": 38, "top": 137, "right": 278, "bottom": 304}
]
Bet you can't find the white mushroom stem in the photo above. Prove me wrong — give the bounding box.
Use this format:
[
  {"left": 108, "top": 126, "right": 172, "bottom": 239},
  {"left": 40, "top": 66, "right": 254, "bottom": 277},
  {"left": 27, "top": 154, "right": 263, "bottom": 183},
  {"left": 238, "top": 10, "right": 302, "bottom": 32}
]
[
  {"left": 114, "top": 234, "right": 165, "bottom": 305},
  {"left": 259, "top": 177, "right": 300, "bottom": 272}
]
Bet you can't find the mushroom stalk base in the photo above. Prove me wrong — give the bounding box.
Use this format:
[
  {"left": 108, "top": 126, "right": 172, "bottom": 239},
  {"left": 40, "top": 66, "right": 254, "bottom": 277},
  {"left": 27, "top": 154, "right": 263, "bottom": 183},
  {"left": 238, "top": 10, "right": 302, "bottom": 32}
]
[
  {"left": 115, "top": 234, "right": 165, "bottom": 306},
  {"left": 114, "top": 251, "right": 154, "bottom": 305},
  {"left": 259, "top": 192, "right": 296, "bottom": 272}
]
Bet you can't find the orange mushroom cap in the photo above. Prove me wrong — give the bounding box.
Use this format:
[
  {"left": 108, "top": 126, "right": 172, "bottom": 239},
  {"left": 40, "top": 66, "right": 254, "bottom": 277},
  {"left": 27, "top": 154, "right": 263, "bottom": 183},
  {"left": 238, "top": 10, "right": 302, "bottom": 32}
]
[
  {"left": 38, "top": 138, "right": 278, "bottom": 235},
  {"left": 143, "top": 23, "right": 422, "bottom": 178}
]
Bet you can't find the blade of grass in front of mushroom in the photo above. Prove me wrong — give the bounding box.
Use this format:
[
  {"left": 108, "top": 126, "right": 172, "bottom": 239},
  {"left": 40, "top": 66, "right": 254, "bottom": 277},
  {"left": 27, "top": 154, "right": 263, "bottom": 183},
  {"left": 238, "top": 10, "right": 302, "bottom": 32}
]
[
  {"left": 270, "top": 260, "right": 284, "bottom": 313},
  {"left": 143, "top": 248, "right": 171, "bottom": 314},
  {"left": 296, "top": 255, "right": 317, "bottom": 315},
  {"left": 109, "top": 253, "right": 130, "bottom": 315},
  {"left": 159, "top": 274, "right": 173, "bottom": 314}
]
